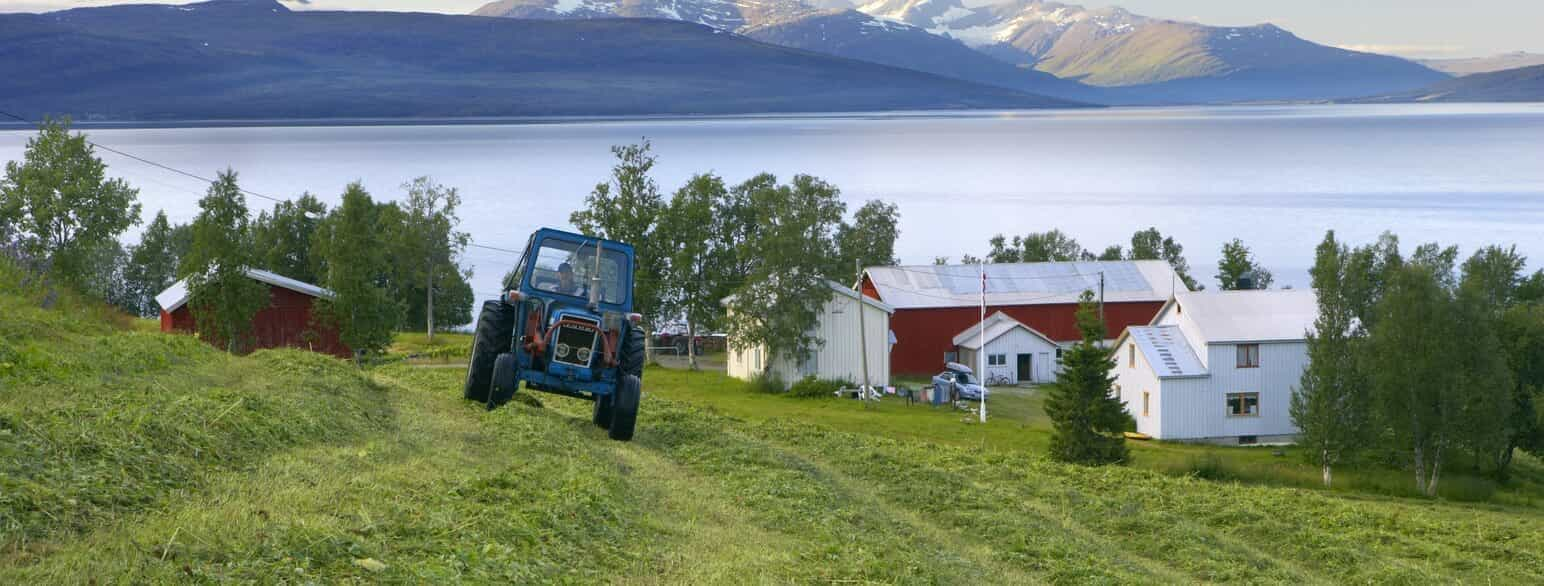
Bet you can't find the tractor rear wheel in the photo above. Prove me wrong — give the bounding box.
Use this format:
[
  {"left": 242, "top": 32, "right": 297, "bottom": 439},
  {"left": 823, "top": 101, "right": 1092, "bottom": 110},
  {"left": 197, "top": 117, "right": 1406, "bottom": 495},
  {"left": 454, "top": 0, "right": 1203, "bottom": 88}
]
[
  {"left": 488, "top": 352, "right": 519, "bottom": 410},
  {"left": 608, "top": 374, "right": 641, "bottom": 441},
  {"left": 464, "top": 300, "right": 514, "bottom": 402},
  {"left": 592, "top": 391, "right": 614, "bottom": 429}
]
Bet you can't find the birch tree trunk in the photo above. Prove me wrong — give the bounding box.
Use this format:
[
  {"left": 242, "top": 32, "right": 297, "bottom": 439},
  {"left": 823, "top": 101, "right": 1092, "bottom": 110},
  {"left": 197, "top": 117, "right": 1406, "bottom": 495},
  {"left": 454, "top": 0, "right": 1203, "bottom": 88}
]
[
  {"left": 1321, "top": 449, "right": 1333, "bottom": 488},
  {"left": 687, "top": 319, "right": 698, "bottom": 371},
  {"left": 425, "top": 261, "right": 435, "bottom": 343}
]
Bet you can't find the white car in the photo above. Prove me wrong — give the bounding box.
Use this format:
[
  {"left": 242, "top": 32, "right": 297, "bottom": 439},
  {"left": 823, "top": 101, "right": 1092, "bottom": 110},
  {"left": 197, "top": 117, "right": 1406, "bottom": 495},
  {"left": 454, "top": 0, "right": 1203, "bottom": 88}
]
[{"left": 932, "top": 363, "right": 989, "bottom": 401}]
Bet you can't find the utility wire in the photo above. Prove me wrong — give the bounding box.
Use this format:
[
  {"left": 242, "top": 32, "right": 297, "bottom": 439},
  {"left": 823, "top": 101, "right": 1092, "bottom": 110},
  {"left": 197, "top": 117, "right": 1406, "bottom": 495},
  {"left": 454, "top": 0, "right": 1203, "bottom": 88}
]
[{"left": 2, "top": 107, "right": 532, "bottom": 256}]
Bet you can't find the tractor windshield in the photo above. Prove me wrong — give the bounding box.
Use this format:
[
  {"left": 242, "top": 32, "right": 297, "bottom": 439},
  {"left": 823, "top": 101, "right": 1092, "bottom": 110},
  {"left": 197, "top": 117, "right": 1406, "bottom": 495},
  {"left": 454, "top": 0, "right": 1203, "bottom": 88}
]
[{"left": 530, "top": 239, "right": 628, "bottom": 304}]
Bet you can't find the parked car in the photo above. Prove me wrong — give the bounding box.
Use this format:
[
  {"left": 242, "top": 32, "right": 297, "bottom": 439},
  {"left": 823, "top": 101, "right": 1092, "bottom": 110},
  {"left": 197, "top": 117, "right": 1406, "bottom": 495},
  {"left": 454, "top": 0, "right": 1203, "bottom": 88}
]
[{"left": 932, "top": 362, "right": 989, "bottom": 401}]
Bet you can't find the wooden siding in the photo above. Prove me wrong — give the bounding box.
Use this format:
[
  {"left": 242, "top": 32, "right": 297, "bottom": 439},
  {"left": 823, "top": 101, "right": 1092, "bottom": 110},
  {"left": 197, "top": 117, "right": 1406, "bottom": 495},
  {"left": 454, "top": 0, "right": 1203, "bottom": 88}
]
[
  {"left": 728, "top": 293, "right": 890, "bottom": 388},
  {"left": 888, "top": 300, "right": 1165, "bottom": 375},
  {"left": 1113, "top": 337, "right": 1165, "bottom": 438},
  {"left": 162, "top": 284, "right": 349, "bottom": 358},
  {"left": 959, "top": 327, "right": 1063, "bottom": 384}
]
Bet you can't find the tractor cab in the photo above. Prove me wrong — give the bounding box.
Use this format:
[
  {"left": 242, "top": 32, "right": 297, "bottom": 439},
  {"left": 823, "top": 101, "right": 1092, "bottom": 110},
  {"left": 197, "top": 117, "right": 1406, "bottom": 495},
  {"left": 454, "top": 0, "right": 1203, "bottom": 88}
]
[{"left": 464, "top": 228, "right": 647, "bottom": 441}]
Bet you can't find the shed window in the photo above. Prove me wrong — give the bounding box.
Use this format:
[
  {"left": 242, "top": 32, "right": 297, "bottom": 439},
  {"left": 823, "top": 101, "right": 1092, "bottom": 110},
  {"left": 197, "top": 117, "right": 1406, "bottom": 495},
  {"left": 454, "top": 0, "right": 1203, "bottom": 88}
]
[
  {"left": 1142, "top": 391, "right": 1150, "bottom": 417},
  {"left": 988, "top": 354, "right": 1006, "bottom": 366},
  {"left": 1226, "top": 392, "right": 1260, "bottom": 417},
  {"left": 1236, "top": 344, "right": 1260, "bottom": 368}
]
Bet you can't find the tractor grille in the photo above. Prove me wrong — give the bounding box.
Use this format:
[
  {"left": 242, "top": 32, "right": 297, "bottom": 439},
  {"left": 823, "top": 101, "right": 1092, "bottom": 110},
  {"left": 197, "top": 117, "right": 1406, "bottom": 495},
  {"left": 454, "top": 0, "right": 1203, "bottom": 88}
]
[{"left": 552, "top": 323, "right": 599, "bottom": 368}]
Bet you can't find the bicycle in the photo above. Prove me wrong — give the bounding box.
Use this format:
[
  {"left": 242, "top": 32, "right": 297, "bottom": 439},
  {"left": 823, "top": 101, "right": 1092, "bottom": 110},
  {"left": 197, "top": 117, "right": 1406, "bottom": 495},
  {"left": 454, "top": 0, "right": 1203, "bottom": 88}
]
[{"left": 986, "top": 373, "right": 1014, "bottom": 386}]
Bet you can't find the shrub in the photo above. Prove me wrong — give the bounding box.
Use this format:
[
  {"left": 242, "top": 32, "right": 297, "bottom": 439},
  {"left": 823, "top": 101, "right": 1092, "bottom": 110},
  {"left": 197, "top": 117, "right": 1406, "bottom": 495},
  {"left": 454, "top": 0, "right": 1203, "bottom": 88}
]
[
  {"left": 1185, "top": 452, "right": 1236, "bottom": 481},
  {"left": 747, "top": 371, "right": 787, "bottom": 394},
  {"left": 788, "top": 375, "right": 848, "bottom": 399}
]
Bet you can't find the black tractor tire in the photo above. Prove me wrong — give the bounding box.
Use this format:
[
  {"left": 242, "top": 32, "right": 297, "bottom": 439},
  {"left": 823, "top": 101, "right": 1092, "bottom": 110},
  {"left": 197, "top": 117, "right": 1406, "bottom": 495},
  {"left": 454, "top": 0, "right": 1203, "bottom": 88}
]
[
  {"left": 592, "top": 392, "right": 614, "bottom": 429},
  {"left": 464, "top": 301, "right": 515, "bottom": 402},
  {"left": 608, "top": 374, "right": 641, "bottom": 441},
  {"left": 620, "top": 325, "right": 646, "bottom": 380},
  {"left": 488, "top": 352, "right": 519, "bottom": 410}
]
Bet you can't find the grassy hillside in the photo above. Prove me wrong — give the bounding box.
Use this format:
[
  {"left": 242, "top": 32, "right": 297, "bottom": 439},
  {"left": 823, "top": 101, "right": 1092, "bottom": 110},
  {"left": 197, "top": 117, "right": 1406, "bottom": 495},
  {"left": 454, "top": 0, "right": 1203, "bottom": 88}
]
[{"left": 4, "top": 270, "right": 1543, "bottom": 581}]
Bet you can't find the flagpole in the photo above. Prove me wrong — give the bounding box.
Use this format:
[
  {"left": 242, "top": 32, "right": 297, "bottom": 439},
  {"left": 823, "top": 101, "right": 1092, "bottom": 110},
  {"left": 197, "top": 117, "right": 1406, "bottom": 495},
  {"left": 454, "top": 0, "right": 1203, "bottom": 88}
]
[{"left": 979, "top": 261, "right": 987, "bottom": 424}]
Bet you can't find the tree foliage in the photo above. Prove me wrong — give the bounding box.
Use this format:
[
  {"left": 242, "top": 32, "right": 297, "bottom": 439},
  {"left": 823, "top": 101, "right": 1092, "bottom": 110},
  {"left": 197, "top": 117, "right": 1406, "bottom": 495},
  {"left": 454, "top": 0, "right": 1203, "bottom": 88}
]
[
  {"left": 1045, "top": 290, "right": 1129, "bottom": 465},
  {"left": 1127, "top": 227, "right": 1200, "bottom": 291},
  {"left": 988, "top": 229, "right": 1086, "bottom": 263},
  {"left": 1290, "top": 231, "right": 1373, "bottom": 487},
  {"left": 570, "top": 140, "right": 667, "bottom": 327},
  {"left": 388, "top": 177, "right": 469, "bottom": 339},
  {"left": 722, "top": 174, "right": 846, "bottom": 369},
  {"left": 0, "top": 117, "right": 141, "bottom": 291},
  {"left": 252, "top": 193, "right": 327, "bottom": 284},
  {"left": 314, "top": 182, "right": 399, "bottom": 357},
  {"left": 1216, "top": 238, "right": 1274, "bottom": 290},
  {"left": 119, "top": 211, "right": 186, "bottom": 316},
  {"left": 180, "top": 170, "right": 268, "bottom": 353},
  {"left": 658, "top": 173, "right": 731, "bottom": 370},
  {"left": 835, "top": 199, "right": 901, "bottom": 282}
]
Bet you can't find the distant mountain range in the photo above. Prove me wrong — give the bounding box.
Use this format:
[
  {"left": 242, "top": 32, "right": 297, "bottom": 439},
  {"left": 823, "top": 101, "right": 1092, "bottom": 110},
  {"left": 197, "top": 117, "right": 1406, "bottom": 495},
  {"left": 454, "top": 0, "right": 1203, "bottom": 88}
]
[
  {"left": 1357, "top": 64, "right": 1544, "bottom": 103},
  {"left": 474, "top": 0, "right": 1452, "bottom": 104},
  {"left": 0, "top": 0, "right": 1079, "bottom": 122},
  {"left": 1419, "top": 52, "right": 1544, "bottom": 76}
]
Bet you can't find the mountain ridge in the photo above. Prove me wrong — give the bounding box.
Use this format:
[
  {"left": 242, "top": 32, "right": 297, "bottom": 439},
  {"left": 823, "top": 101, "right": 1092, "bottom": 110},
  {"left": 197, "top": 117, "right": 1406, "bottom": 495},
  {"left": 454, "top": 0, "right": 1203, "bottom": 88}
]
[{"left": 0, "top": 0, "right": 1082, "bottom": 122}]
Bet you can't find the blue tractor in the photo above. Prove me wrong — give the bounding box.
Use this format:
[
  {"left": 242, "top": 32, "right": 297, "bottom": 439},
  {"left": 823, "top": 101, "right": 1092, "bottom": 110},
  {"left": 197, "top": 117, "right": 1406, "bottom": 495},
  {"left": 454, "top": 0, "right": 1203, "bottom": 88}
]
[{"left": 464, "top": 228, "right": 647, "bottom": 441}]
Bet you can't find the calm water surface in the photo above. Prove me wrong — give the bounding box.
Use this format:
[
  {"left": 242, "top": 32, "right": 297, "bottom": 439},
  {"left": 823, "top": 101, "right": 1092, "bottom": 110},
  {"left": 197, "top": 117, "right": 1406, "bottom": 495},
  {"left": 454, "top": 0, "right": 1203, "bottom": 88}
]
[{"left": 4, "top": 104, "right": 1542, "bottom": 302}]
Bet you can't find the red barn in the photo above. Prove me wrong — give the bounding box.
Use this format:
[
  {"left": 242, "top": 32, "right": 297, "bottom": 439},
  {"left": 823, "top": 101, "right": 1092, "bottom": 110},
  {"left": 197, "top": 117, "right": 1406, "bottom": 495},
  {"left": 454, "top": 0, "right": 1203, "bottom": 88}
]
[
  {"left": 155, "top": 268, "right": 351, "bottom": 358},
  {"left": 861, "top": 261, "right": 1187, "bottom": 376}
]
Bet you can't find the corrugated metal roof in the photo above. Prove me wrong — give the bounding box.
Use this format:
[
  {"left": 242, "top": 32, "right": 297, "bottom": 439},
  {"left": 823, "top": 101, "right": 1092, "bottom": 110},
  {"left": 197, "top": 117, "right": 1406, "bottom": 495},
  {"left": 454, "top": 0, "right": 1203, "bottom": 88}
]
[
  {"left": 1173, "top": 290, "right": 1317, "bottom": 343},
  {"left": 952, "top": 311, "right": 1059, "bottom": 349},
  {"left": 864, "top": 260, "right": 1185, "bottom": 309},
  {"left": 1129, "top": 325, "right": 1207, "bottom": 378},
  {"left": 156, "top": 268, "right": 335, "bottom": 313}
]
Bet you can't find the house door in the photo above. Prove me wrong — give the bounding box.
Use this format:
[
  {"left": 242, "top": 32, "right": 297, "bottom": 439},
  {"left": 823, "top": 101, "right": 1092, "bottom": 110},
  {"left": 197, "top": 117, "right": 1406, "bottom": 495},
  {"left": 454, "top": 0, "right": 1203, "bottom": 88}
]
[
  {"left": 1038, "top": 352, "right": 1051, "bottom": 382},
  {"left": 1016, "top": 354, "right": 1033, "bottom": 382}
]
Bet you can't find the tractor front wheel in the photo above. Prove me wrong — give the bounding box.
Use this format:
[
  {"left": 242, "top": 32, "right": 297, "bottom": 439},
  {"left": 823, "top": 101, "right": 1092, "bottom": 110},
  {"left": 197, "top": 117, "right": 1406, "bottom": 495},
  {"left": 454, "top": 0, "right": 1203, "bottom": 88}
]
[
  {"left": 465, "top": 301, "right": 514, "bottom": 403},
  {"left": 608, "top": 374, "right": 641, "bottom": 441},
  {"left": 592, "top": 391, "right": 614, "bottom": 429},
  {"left": 488, "top": 352, "right": 519, "bottom": 410}
]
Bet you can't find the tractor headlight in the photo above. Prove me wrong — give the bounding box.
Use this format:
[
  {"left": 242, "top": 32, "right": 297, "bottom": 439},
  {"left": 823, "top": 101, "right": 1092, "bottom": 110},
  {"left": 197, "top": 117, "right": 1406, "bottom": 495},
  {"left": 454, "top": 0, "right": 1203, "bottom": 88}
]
[
  {"left": 576, "top": 347, "right": 591, "bottom": 363},
  {"left": 555, "top": 343, "right": 571, "bottom": 358}
]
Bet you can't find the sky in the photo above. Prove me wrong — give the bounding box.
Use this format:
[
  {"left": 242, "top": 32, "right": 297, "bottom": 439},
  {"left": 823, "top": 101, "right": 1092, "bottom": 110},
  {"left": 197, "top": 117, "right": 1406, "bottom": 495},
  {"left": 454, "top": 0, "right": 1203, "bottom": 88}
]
[{"left": 2, "top": 0, "right": 1540, "bottom": 59}]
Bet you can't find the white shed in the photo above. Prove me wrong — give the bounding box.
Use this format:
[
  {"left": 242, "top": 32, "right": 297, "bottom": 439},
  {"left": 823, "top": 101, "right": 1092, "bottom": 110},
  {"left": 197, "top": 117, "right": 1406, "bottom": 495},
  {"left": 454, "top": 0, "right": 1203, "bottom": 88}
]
[
  {"left": 726, "top": 280, "right": 893, "bottom": 388},
  {"left": 1111, "top": 290, "right": 1317, "bottom": 445},
  {"left": 952, "top": 311, "right": 1063, "bottom": 384}
]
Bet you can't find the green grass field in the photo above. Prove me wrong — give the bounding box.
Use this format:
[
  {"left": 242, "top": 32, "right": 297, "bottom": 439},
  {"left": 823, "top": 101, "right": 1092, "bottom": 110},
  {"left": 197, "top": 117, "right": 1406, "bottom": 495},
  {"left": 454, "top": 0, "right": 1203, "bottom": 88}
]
[{"left": 4, "top": 272, "right": 1543, "bottom": 582}]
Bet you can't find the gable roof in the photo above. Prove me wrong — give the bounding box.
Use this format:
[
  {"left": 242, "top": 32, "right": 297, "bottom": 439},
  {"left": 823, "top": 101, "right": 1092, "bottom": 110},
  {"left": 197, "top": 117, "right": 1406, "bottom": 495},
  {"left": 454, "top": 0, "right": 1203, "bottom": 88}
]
[
  {"left": 155, "top": 268, "right": 334, "bottom": 313},
  {"left": 952, "top": 311, "right": 1059, "bottom": 350},
  {"left": 828, "top": 279, "right": 895, "bottom": 314},
  {"left": 1126, "top": 325, "right": 1207, "bottom": 378},
  {"left": 1166, "top": 290, "right": 1318, "bottom": 344},
  {"left": 863, "top": 260, "right": 1185, "bottom": 309}
]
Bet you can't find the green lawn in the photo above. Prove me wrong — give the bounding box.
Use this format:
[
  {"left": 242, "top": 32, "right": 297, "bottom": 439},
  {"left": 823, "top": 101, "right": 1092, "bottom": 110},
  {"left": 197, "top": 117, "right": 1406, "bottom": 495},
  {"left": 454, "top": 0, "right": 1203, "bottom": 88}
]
[{"left": 5, "top": 282, "right": 1543, "bottom": 583}]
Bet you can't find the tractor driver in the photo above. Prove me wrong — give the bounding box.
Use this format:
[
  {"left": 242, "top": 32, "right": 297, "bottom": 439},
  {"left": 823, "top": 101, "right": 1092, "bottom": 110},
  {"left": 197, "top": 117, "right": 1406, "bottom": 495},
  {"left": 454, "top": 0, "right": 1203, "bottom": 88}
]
[{"left": 556, "top": 262, "right": 587, "bottom": 297}]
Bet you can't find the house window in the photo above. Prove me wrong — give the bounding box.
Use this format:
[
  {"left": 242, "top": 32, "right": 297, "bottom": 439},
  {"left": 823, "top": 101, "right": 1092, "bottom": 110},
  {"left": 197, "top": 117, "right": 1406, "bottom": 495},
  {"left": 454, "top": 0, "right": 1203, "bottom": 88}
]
[
  {"left": 1142, "top": 391, "right": 1150, "bottom": 417},
  {"left": 1236, "top": 344, "right": 1260, "bottom": 368},
  {"left": 1226, "top": 392, "right": 1260, "bottom": 417},
  {"left": 1129, "top": 344, "right": 1136, "bottom": 368},
  {"left": 988, "top": 354, "right": 1006, "bottom": 366}
]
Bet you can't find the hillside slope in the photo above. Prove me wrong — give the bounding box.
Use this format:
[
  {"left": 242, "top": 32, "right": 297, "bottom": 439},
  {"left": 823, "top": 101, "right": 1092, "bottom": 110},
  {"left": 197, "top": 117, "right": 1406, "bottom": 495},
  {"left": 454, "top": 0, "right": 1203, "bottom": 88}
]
[
  {"left": 1421, "top": 52, "right": 1544, "bottom": 76},
  {"left": 1356, "top": 64, "right": 1544, "bottom": 103},
  {"left": 0, "top": 0, "right": 1077, "bottom": 122},
  {"left": 4, "top": 262, "right": 1543, "bottom": 581}
]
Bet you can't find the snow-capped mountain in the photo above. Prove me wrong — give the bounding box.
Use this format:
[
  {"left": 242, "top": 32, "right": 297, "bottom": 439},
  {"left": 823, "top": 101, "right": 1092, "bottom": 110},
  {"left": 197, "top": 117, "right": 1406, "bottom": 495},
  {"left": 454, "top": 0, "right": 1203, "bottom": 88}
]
[
  {"left": 856, "top": 0, "right": 1446, "bottom": 97},
  {"left": 473, "top": 0, "right": 1098, "bottom": 103}
]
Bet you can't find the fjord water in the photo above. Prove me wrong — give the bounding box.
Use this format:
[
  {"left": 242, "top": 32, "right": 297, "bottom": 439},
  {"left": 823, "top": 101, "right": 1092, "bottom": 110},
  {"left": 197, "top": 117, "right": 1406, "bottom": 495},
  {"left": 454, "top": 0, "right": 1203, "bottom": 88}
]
[{"left": 3, "top": 104, "right": 1542, "bottom": 301}]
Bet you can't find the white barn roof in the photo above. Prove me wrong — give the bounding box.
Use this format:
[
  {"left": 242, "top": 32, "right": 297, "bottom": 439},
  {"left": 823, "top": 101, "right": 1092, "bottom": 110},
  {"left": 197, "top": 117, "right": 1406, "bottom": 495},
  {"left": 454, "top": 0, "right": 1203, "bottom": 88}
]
[
  {"left": 864, "top": 260, "right": 1185, "bottom": 309},
  {"left": 952, "top": 311, "right": 1058, "bottom": 350},
  {"left": 1169, "top": 290, "right": 1318, "bottom": 343},
  {"left": 1127, "top": 325, "right": 1207, "bottom": 378},
  {"left": 155, "top": 268, "right": 334, "bottom": 313}
]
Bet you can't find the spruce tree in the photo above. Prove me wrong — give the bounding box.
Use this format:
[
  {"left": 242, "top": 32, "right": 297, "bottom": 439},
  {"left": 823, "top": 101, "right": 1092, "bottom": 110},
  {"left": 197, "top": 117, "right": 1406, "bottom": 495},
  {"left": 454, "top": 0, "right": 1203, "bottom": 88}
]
[{"left": 1045, "top": 290, "right": 1129, "bottom": 465}]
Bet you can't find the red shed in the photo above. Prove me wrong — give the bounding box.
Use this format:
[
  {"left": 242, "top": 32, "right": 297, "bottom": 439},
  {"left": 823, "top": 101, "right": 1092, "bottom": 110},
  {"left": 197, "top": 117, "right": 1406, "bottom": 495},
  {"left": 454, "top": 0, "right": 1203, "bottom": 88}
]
[
  {"left": 861, "top": 260, "right": 1187, "bottom": 376},
  {"left": 155, "top": 268, "right": 351, "bottom": 358}
]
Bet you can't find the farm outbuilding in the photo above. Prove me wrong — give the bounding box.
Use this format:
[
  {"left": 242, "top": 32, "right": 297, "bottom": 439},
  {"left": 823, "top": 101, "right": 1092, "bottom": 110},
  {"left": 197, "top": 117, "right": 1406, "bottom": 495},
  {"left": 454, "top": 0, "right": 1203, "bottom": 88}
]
[
  {"left": 861, "top": 261, "right": 1186, "bottom": 376},
  {"left": 1111, "top": 290, "right": 1317, "bottom": 444},
  {"left": 155, "top": 268, "right": 350, "bottom": 358},
  {"left": 953, "top": 311, "right": 1063, "bottom": 384},
  {"left": 726, "top": 280, "right": 893, "bottom": 388}
]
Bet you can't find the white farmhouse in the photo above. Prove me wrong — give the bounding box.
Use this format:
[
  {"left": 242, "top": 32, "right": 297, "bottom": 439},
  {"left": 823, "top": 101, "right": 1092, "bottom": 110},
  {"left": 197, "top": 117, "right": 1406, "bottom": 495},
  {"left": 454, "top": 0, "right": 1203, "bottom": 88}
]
[
  {"left": 1111, "top": 290, "right": 1317, "bottom": 444},
  {"left": 952, "top": 311, "right": 1063, "bottom": 384},
  {"left": 726, "top": 280, "right": 893, "bottom": 388}
]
